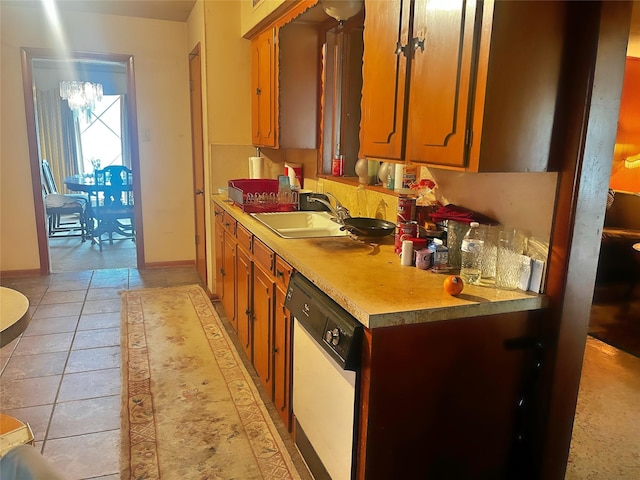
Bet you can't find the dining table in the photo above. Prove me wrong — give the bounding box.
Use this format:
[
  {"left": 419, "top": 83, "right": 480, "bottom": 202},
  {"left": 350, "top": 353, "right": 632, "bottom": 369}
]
[
  {"left": 64, "top": 174, "right": 135, "bottom": 246},
  {"left": 64, "top": 174, "right": 134, "bottom": 195}
]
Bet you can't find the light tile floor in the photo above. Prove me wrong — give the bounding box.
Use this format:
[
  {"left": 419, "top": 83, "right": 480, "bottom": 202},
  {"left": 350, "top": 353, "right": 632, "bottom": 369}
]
[{"left": 0, "top": 267, "right": 202, "bottom": 480}]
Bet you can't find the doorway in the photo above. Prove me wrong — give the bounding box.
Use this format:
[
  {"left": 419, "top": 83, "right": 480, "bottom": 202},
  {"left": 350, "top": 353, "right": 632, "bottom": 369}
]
[{"left": 21, "top": 48, "right": 144, "bottom": 274}]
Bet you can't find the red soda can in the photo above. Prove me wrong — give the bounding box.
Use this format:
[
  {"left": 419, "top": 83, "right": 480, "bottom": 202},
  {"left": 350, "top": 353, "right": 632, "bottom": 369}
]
[
  {"left": 332, "top": 155, "right": 344, "bottom": 176},
  {"left": 395, "top": 221, "right": 418, "bottom": 254},
  {"left": 397, "top": 195, "right": 416, "bottom": 223}
]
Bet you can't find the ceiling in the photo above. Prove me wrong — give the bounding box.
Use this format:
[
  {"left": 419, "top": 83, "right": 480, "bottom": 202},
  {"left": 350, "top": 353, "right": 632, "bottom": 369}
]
[
  {"left": 3, "top": 0, "right": 197, "bottom": 22},
  {"left": 4, "top": 1, "right": 639, "bottom": 36}
]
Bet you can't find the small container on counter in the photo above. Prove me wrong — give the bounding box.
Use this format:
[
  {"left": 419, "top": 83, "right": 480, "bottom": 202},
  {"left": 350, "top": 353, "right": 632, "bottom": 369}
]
[
  {"left": 415, "top": 248, "right": 432, "bottom": 270},
  {"left": 395, "top": 221, "right": 418, "bottom": 254},
  {"left": 429, "top": 238, "right": 450, "bottom": 273},
  {"left": 332, "top": 155, "right": 344, "bottom": 176},
  {"left": 400, "top": 240, "right": 414, "bottom": 266},
  {"left": 397, "top": 195, "right": 417, "bottom": 223}
]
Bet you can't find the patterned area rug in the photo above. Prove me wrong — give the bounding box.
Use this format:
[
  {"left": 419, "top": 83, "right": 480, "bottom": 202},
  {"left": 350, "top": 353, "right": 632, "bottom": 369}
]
[{"left": 120, "top": 285, "right": 301, "bottom": 479}]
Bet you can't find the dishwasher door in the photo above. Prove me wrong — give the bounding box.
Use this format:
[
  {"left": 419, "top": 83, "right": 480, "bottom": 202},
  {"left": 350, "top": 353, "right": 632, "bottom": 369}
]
[{"left": 293, "top": 318, "right": 357, "bottom": 480}]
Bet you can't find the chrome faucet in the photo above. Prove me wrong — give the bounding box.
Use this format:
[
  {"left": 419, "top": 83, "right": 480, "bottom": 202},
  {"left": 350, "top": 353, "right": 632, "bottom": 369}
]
[{"left": 308, "top": 192, "right": 351, "bottom": 224}]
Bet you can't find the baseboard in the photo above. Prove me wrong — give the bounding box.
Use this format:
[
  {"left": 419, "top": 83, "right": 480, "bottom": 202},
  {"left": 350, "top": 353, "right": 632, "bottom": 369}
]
[
  {"left": 142, "top": 260, "right": 195, "bottom": 269},
  {"left": 0, "top": 269, "right": 43, "bottom": 278}
]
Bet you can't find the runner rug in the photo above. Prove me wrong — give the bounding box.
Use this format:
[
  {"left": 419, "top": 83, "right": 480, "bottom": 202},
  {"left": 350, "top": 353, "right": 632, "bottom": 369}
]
[{"left": 120, "top": 285, "right": 301, "bottom": 479}]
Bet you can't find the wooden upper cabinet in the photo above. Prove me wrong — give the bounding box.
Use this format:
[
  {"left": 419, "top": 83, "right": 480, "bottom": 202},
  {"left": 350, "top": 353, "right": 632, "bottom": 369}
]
[
  {"left": 251, "top": 28, "right": 277, "bottom": 147},
  {"left": 361, "top": 0, "right": 566, "bottom": 172},
  {"left": 360, "top": 0, "right": 410, "bottom": 160},
  {"left": 406, "top": 0, "right": 476, "bottom": 168},
  {"left": 250, "top": 6, "right": 320, "bottom": 150}
]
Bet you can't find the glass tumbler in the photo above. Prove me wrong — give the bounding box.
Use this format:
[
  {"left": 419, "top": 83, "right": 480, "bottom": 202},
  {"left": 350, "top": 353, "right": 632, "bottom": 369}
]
[
  {"left": 479, "top": 224, "right": 500, "bottom": 281},
  {"left": 496, "top": 228, "right": 528, "bottom": 290}
]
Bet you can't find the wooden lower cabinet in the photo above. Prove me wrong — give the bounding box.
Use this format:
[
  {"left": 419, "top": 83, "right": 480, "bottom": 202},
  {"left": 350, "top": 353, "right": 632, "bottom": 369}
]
[
  {"left": 237, "top": 246, "right": 252, "bottom": 360},
  {"left": 252, "top": 261, "right": 274, "bottom": 395},
  {"left": 274, "top": 257, "right": 293, "bottom": 430},
  {"left": 221, "top": 232, "right": 237, "bottom": 331},
  {"left": 213, "top": 204, "right": 237, "bottom": 331},
  {"left": 356, "top": 310, "right": 544, "bottom": 479}
]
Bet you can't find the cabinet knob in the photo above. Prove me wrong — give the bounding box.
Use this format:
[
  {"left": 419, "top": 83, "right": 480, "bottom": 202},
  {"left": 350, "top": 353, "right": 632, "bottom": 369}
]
[
  {"left": 395, "top": 41, "right": 408, "bottom": 57},
  {"left": 256, "top": 87, "right": 261, "bottom": 95},
  {"left": 412, "top": 37, "right": 425, "bottom": 53}
]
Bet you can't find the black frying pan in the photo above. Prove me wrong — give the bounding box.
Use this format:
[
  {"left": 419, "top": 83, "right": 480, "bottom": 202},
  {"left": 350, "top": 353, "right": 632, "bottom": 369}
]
[{"left": 340, "top": 217, "right": 396, "bottom": 237}]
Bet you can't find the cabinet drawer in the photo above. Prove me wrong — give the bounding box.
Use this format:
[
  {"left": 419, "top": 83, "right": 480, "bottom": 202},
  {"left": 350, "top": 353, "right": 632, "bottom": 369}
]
[
  {"left": 221, "top": 213, "right": 237, "bottom": 236},
  {"left": 253, "top": 238, "right": 275, "bottom": 274},
  {"left": 214, "top": 204, "right": 224, "bottom": 224},
  {"left": 237, "top": 223, "right": 253, "bottom": 253},
  {"left": 275, "top": 256, "right": 293, "bottom": 290}
]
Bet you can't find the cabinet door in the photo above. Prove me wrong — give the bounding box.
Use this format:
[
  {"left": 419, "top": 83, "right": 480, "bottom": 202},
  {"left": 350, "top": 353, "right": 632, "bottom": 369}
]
[
  {"left": 406, "top": 0, "right": 477, "bottom": 167},
  {"left": 214, "top": 212, "right": 224, "bottom": 302},
  {"left": 360, "top": 0, "right": 411, "bottom": 160},
  {"left": 274, "top": 283, "right": 292, "bottom": 431},
  {"left": 251, "top": 28, "right": 277, "bottom": 148},
  {"left": 253, "top": 262, "right": 275, "bottom": 396},
  {"left": 222, "top": 232, "right": 237, "bottom": 331},
  {"left": 237, "top": 246, "right": 253, "bottom": 360}
]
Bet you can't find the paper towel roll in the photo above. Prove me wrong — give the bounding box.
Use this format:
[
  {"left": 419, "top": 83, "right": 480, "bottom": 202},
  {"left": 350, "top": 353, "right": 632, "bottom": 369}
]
[
  {"left": 394, "top": 163, "right": 405, "bottom": 190},
  {"left": 249, "top": 157, "right": 264, "bottom": 179}
]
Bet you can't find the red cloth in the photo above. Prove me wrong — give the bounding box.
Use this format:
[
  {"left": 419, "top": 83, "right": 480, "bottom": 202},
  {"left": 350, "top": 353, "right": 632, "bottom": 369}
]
[{"left": 429, "top": 204, "right": 499, "bottom": 225}]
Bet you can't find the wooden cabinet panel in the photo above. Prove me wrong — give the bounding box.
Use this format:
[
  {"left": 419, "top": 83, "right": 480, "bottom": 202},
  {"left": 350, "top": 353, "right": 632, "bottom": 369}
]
[
  {"left": 251, "top": 28, "right": 277, "bottom": 147},
  {"left": 360, "top": 0, "right": 410, "bottom": 160},
  {"left": 237, "top": 243, "right": 253, "bottom": 361},
  {"left": 250, "top": 7, "right": 319, "bottom": 150},
  {"left": 237, "top": 223, "right": 253, "bottom": 253},
  {"left": 275, "top": 256, "right": 293, "bottom": 290},
  {"left": 361, "top": 0, "right": 566, "bottom": 172},
  {"left": 253, "top": 237, "right": 275, "bottom": 274},
  {"left": 222, "top": 230, "right": 237, "bottom": 332},
  {"left": 356, "top": 310, "right": 543, "bottom": 479},
  {"left": 213, "top": 205, "right": 225, "bottom": 302},
  {"left": 274, "top": 282, "right": 292, "bottom": 431},
  {"left": 406, "top": 0, "right": 476, "bottom": 168},
  {"left": 253, "top": 261, "right": 275, "bottom": 395}
]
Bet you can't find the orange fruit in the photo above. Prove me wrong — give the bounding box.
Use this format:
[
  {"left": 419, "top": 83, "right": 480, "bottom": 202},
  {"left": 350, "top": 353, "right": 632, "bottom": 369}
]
[{"left": 443, "top": 275, "right": 464, "bottom": 296}]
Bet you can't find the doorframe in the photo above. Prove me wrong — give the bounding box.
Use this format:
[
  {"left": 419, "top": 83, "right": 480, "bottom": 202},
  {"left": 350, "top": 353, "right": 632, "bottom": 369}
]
[
  {"left": 189, "top": 43, "right": 207, "bottom": 285},
  {"left": 20, "top": 48, "right": 145, "bottom": 273}
]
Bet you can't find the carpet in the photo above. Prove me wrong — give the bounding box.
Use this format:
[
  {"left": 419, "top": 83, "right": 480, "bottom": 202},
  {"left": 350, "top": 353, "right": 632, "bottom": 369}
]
[{"left": 120, "top": 285, "right": 302, "bottom": 479}]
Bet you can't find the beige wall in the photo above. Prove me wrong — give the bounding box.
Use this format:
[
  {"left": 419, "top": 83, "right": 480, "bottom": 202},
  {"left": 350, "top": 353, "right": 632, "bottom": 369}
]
[
  {"left": 240, "top": 0, "right": 288, "bottom": 37},
  {"left": 0, "top": 4, "right": 195, "bottom": 272}
]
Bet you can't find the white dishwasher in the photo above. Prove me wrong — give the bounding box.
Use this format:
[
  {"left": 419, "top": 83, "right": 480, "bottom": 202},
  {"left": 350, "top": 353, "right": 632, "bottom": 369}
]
[{"left": 285, "top": 272, "right": 363, "bottom": 480}]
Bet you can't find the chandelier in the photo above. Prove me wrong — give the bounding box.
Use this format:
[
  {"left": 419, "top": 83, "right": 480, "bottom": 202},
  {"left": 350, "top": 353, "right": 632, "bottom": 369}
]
[{"left": 59, "top": 81, "right": 103, "bottom": 121}]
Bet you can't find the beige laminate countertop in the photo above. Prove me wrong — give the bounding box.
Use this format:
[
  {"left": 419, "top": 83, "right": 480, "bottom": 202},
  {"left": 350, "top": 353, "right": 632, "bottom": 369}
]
[{"left": 213, "top": 196, "right": 546, "bottom": 329}]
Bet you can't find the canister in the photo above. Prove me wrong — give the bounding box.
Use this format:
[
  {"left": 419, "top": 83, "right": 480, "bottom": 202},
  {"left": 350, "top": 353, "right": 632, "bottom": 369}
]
[
  {"left": 397, "top": 195, "right": 416, "bottom": 223},
  {"left": 395, "top": 221, "right": 418, "bottom": 254}
]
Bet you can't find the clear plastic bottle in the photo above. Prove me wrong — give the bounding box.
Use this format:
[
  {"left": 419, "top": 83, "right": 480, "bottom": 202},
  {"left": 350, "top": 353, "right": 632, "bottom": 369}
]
[{"left": 460, "top": 221, "right": 484, "bottom": 285}]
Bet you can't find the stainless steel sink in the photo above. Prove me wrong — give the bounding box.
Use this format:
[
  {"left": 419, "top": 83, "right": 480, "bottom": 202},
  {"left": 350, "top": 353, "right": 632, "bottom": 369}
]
[{"left": 251, "top": 211, "right": 349, "bottom": 238}]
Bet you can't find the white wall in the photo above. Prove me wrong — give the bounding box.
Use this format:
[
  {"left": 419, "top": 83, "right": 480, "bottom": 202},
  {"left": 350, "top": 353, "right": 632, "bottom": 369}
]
[{"left": 0, "top": 4, "right": 195, "bottom": 272}]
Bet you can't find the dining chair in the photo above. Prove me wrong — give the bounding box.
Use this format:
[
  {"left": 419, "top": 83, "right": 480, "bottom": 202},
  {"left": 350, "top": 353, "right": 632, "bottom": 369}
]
[
  {"left": 92, "top": 165, "right": 135, "bottom": 249},
  {"left": 41, "top": 160, "right": 89, "bottom": 241}
]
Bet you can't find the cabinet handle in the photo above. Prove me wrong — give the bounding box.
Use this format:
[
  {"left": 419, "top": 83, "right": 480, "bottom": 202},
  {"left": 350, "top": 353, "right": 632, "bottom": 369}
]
[
  {"left": 256, "top": 87, "right": 261, "bottom": 95},
  {"left": 214, "top": 211, "right": 222, "bottom": 217},
  {"left": 412, "top": 37, "right": 425, "bottom": 53},
  {"left": 276, "top": 269, "right": 284, "bottom": 278},
  {"left": 395, "top": 41, "right": 409, "bottom": 57}
]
